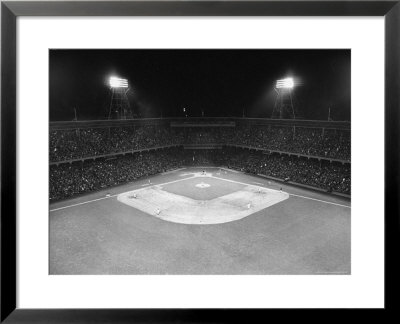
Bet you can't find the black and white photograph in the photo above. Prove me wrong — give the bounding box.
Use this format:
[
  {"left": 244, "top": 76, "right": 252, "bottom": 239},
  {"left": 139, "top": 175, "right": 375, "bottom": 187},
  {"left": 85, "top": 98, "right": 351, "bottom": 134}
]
[{"left": 49, "top": 49, "right": 351, "bottom": 275}]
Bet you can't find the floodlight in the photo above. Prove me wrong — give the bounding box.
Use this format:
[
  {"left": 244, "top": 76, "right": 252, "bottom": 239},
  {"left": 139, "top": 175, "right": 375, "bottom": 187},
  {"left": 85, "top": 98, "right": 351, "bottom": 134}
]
[
  {"left": 109, "top": 76, "right": 129, "bottom": 88},
  {"left": 108, "top": 76, "right": 133, "bottom": 119},
  {"left": 276, "top": 78, "right": 294, "bottom": 89}
]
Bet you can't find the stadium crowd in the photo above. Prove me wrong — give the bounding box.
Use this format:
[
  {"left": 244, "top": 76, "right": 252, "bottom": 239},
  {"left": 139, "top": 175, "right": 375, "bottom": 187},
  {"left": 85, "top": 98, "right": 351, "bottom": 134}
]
[
  {"left": 184, "top": 126, "right": 350, "bottom": 160},
  {"left": 224, "top": 148, "right": 350, "bottom": 194},
  {"left": 50, "top": 126, "right": 184, "bottom": 162},
  {"left": 50, "top": 147, "right": 350, "bottom": 201},
  {"left": 227, "top": 126, "right": 350, "bottom": 160},
  {"left": 50, "top": 148, "right": 185, "bottom": 201},
  {"left": 50, "top": 124, "right": 350, "bottom": 162}
]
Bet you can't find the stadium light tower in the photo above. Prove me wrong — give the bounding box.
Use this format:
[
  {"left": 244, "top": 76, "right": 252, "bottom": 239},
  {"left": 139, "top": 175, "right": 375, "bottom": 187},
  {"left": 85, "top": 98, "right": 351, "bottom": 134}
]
[
  {"left": 272, "top": 77, "right": 298, "bottom": 119},
  {"left": 108, "top": 76, "right": 133, "bottom": 119}
]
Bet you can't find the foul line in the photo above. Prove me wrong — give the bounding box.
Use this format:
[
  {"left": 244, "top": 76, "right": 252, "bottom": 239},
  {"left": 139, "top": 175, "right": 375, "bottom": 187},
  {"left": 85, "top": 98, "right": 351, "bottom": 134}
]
[
  {"left": 221, "top": 167, "right": 240, "bottom": 173},
  {"left": 50, "top": 171, "right": 350, "bottom": 212},
  {"left": 161, "top": 168, "right": 186, "bottom": 175},
  {"left": 288, "top": 193, "right": 351, "bottom": 208},
  {"left": 213, "top": 176, "right": 351, "bottom": 209},
  {"left": 49, "top": 195, "right": 119, "bottom": 212},
  {"left": 50, "top": 174, "right": 197, "bottom": 212}
]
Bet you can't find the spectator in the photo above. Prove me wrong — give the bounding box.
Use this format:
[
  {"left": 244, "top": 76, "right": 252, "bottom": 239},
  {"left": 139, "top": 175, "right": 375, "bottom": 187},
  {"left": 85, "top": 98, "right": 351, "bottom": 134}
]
[
  {"left": 50, "top": 124, "right": 350, "bottom": 162},
  {"left": 50, "top": 147, "right": 350, "bottom": 201}
]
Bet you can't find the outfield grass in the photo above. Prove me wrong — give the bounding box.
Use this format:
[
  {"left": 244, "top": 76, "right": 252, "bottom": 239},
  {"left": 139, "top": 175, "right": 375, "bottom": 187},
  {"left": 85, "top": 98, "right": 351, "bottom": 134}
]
[{"left": 49, "top": 167, "right": 351, "bottom": 275}]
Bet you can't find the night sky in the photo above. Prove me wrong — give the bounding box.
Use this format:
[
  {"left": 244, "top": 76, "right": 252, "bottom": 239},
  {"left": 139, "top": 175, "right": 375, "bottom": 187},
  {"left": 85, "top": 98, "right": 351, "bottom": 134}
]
[{"left": 50, "top": 49, "right": 350, "bottom": 121}]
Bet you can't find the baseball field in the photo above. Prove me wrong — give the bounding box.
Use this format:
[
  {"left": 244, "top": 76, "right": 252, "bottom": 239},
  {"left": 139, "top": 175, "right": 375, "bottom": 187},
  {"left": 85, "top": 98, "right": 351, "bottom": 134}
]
[{"left": 49, "top": 167, "right": 351, "bottom": 275}]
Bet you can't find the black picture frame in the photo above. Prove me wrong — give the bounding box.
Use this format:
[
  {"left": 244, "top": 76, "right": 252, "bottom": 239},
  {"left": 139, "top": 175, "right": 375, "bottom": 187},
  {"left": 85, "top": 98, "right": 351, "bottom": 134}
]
[{"left": 1, "top": 0, "right": 399, "bottom": 322}]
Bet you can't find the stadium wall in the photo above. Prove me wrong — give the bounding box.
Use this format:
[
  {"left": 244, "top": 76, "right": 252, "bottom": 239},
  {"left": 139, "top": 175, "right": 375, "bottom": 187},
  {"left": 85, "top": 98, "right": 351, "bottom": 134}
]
[{"left": 49, "top": 117, "right": 350, "bottom": 131}]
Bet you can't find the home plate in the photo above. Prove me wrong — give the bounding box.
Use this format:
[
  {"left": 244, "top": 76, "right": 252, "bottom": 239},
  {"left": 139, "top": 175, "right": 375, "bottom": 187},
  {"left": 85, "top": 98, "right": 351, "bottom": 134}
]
[{"left": 195, "top": 182, "right": 210, "bottom": 188}]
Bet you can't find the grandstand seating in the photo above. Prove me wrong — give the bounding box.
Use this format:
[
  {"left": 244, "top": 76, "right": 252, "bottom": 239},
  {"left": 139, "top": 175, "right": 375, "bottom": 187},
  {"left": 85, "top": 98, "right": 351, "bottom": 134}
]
[{"left": 49, "top": 118, "right": 351, "bottom": 201}]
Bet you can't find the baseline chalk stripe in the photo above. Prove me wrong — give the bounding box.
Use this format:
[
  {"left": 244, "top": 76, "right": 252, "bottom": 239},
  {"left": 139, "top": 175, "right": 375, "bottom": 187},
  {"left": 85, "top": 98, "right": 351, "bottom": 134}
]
[
  {"left": 161, "top": 168, "right": 186, "bottom": 175},
  {"left": 50, "top": 175, "right": 197, "bottom": 212},
  {"left": 213, "top": 176, "right": 351, "bottom": 209},
  {"left": 221, "top": 168, "right": 240, "bottom": 173},
  {"left": 49, "top": 195, "right": 118, "bottom": 212},
  {"left": 50, "top": 169, "right": 350, "bottom": 212},
  {"left": 289, "top": 193, "right": 351, "bottom": 209}
]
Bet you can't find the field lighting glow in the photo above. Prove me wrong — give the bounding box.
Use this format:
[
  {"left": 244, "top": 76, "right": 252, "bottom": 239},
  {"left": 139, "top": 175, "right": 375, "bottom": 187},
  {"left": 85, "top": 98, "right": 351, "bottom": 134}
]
[
  {"left": 109, "top": 76, "right": 129, "bottom": 88},
  {"left": 276, "top": 78, "right": 294, "bottom": 89}
]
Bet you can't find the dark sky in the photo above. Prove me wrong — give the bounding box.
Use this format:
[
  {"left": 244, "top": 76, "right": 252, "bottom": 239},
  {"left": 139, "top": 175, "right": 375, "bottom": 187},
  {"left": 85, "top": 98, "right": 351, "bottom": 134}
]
[{"left": 50, "top": 49, "right": 350, "bottom": 121}]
